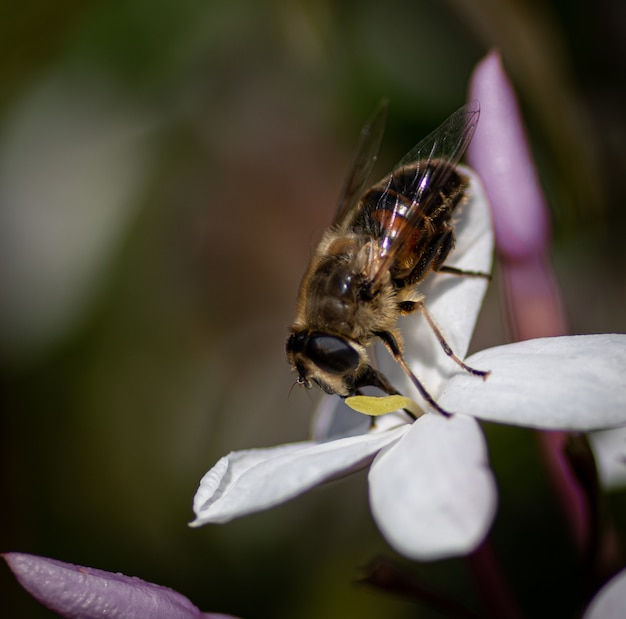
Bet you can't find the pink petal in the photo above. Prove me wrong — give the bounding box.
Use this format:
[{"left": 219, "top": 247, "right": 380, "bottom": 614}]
[
  {"left": 467, "top": 50, "right": 551, "bottom": 260},
  {"left": 2, "top": 553, "right": 230, "bottom": 619}
]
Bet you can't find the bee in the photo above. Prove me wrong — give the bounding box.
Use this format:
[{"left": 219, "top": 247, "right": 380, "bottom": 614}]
[{"left": 286, "top": 101, "right": 489, "bottom": 417}]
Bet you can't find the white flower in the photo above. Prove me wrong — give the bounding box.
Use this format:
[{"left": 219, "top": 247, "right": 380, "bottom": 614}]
[
  {"left": 190, "top": 168, "right": 626, "bottom": 561},
  {"left": 589, "top": 426, "right": 626, "bottom": 490},
  {"left": 583, "top": 567, "right": 626, "bottom": 619}
]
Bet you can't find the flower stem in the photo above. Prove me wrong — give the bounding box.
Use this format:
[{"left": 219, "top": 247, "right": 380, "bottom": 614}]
[
  {"left": 465, "top": 539, "right": 525, "bottom": 619},
  {"left": 359, "top": 556, "right": 481, "bottom": 619}
]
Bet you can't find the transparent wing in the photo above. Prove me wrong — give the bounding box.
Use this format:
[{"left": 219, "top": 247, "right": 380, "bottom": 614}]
[
  {"left": 332, "top": 100, "right": 388, "bottom": 229},
  {"left": 365, "top": 101, "right": 480, "bottom": 284}
]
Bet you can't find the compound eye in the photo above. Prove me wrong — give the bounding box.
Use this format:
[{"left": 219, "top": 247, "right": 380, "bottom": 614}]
[{"left": 306, "top": 334, "right": 359, "bottom": 375}]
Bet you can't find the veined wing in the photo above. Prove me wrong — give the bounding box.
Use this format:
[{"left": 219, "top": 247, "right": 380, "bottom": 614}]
[
  {"left": 363, "top": 101, "right": 480, "bottom": 286},
  {"left": 332, "top": 100, "right": 388, "bottom": 229}
]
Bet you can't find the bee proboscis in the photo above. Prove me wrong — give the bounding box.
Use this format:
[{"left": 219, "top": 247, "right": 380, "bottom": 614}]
[{"left": 286, "top": 101, "right": 489, "bottom": 417}]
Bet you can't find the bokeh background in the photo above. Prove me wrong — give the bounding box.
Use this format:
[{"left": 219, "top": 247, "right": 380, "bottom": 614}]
[{"left": 1, "top": 1, "right": 625, "bottom": 617}]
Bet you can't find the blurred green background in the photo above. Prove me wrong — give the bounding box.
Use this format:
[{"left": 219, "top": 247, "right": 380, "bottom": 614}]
[{"left": 1, "top": 1, "right": 625, "bottom": 617}]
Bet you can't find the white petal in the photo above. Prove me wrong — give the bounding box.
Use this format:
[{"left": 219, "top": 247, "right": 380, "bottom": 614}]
[
  {"left": 311, "top": 394, "right": 410, "bottom": 441},
  {"left": 310, "top": 395, "right": 371, "bottom": 441},
  {"left": 444, "top": 166, "right": 495, "bottom": 283},
  {"left": 439, "top": 334, "right": 626, "bottom": 430},
  {"left": 589, "top": 426, "right": 626, "bottom": 490},
  {"left": 369, "top": 413, "right": 497, "bottom": 561},
  {"left": 583, "top": 567, "right": 626, "bottom": 619},
  {"left": 378, "top": 168, "right": 494, "bottom": 402},
  {"left": 191, "top": 426, "right": 408, "bottom": 526}
]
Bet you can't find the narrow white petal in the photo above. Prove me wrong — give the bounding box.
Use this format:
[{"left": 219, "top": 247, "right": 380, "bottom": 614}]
[
  {"left": 439, "top": 334, "right": 626, "bottom": 430},
  {"left": 583, "top": 567, "right": 626, "bottom": 619},
  {"left": 589, "top": 426, "right": 626, "bottom": 490},
  {"left": 310, "top": 395, "right": 371, "bottom": 441},
  {"left": 191, "top": 426, "right": 408, "bottom": 526},
  {"left": 311, "top": 394, "right": 410, "bottom": 441},
  {"left": 378, "top": 168, "right": 494, "bottom": 402},
  {"left": 369, "top": 413, "right": 497, "bottom": 561},
  {"left": 443, "top": 167, "right": 495, "bottom": 284}
]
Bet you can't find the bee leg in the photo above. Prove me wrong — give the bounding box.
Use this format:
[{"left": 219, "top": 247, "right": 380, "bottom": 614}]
[
  {"left": 430, "top": 231, "right": 491, "bottom": 279},
  {"left": 437, "top": 264, "right": 491, "bottom": 280},
  {"left": 374, "top": 331, "right": 453, "bottom": 418},
  {"left": 418, "top": 303, "right": 491, "bottom": 379}
]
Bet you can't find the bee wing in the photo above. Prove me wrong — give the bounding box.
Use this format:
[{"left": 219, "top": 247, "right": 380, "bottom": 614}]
[
  {"left": 366, "top": 100, "right": 480, "bottom": 284},
  {"left": 332, "top": 100, "right": 389, "bottom": 229}
]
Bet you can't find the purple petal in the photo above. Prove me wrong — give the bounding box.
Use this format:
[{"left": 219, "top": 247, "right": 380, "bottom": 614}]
[
  {"left": 191, "top": 427, "right": 408, "bottom": 526},
  {"left": 2, "top": 553, "right": 235, "bottom": 619},
  {"left": 467, "top": 50, "right": 551, "bottom": 260},
  {"left": 469, "top": 51, "right": 567, "bottom": 342},
  {"left": 500, "top": 253, "right": 568, "bottom": 340},
  {"left": 369, "top": 414, "right": 497, "bottom": 560}
]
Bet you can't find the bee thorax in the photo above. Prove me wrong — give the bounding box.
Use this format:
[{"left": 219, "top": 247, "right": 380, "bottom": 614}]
[{"left": 316, "top": 297, "right": 352, "bottom": 332}]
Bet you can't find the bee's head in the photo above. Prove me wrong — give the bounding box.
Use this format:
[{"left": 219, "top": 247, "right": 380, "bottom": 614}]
[{"left": 286, "top": 330, "right": 362, "bottom": 396}]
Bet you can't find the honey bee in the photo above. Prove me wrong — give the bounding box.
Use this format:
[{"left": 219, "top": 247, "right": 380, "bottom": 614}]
[{"left": 286, "top": 101, "right": 489, "bottom": 417}]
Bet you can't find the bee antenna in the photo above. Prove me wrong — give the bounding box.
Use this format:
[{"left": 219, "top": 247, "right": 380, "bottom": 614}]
[
  {"left": 288, "top": 379, "right": 314, "bottom": 403},
  {"left": 287, "top": 381, "right": 298, "bottom": 400}
]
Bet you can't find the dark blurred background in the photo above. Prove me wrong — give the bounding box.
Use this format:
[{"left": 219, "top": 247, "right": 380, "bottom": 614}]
[{"left": 1, "top": 1, "right": 625, "bottom": 617}]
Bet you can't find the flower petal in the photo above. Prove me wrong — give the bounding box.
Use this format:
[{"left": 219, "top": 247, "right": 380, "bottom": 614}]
[
  {"left": 468, "top": 52, "right": 567, "bottom": 341},
  {"left": 589, "top": 426, "right": 626, "bottom": 490},
  {"left": 310, "top": 394, "right": 371, "bottom": 441},
  {"left": 468, "top": 50, "right": 551, "bottom": 260},
  {"left": 583, "top": 567, "right": 626, "bottom": 619},
  {"left": 369, "top": 413, "right": 497, "bottom": 561},
  {"left": 439, "top": 334, "right": 626, "bottom": 430},
  {"left": 2, "top": 553, "right": 223, "bottom": 619},
  {"left": 191, "top": 426, "right": 408, "bottom": 526},
  {"left": 377, "top": 168, "right": 494, "bottom": 403}
]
